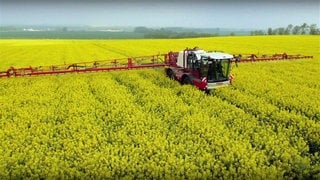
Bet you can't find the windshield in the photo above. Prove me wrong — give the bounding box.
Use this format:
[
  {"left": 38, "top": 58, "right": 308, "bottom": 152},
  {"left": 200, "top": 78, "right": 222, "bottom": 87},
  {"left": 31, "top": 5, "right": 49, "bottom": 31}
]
[{"left": 200, "top": 58, "right": 230, "bottom": 82}]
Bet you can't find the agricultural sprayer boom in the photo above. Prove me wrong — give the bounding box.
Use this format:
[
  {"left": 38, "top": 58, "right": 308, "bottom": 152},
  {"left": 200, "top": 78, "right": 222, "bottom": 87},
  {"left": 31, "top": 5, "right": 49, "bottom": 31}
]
[
  {"left": 0, "top": 54, "right": 168, "bottom": 78},
  {"left": 0, "top": 48, "right": 313, "bottom": 90},
  {"left": 232, "top": 53, "right": 313, "bottom": 63}
]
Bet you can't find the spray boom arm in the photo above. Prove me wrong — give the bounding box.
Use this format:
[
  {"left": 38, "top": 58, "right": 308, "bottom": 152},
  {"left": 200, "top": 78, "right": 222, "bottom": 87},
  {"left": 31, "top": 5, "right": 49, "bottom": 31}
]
[{"left": 0, "top": 51, "right": 313, "bottom": 78}]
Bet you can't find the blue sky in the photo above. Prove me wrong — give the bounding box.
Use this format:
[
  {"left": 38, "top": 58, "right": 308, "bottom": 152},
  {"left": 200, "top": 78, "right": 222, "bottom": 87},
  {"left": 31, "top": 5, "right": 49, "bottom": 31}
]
[{"left": 0, "top": 0, "right": 319, "bottom": 29}]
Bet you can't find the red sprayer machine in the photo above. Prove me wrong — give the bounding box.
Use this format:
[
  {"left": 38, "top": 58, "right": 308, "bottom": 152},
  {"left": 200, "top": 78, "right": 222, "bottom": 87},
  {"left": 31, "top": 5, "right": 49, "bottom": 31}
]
[{"left": 0, "top": 47, "right": 313, "bottom": 92}]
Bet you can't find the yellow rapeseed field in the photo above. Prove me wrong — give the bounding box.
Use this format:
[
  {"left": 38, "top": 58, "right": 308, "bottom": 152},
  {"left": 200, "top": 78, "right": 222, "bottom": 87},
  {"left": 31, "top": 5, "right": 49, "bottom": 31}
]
[
  {"left": 0, "top": 35, "right": 318, "bottom": 67},
  {"left": 0, "top": 36, "right": 319, "bottom": 179}
]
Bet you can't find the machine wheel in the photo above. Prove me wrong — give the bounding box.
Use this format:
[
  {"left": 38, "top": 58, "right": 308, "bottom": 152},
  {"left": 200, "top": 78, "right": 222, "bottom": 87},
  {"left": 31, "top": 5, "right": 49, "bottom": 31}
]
[
  {"left": 167, "top": 69, "right": 175, "bottom": 80},
  {"left": 182, "top": 76, "right": 192, "bottom": 85}
]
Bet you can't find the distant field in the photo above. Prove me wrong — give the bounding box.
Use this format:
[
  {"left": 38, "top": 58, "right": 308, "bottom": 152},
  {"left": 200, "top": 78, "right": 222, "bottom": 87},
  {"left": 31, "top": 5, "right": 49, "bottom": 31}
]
[
  {"left": 0, "top": 28, "right": 250, "bottom": 39},
  {"left": 0, "top": 36, "right": 319, "bottom": 178},
  {"left": 0, "top": 36, "right": 318, "bottom": 68},
  {"left": 0, "top": 31, "right": 144, "bottom": 39}
]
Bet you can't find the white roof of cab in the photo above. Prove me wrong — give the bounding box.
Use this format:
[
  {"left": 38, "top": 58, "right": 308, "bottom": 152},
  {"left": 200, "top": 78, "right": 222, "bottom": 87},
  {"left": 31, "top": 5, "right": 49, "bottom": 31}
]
[
  {"left": 179, "top": 50, "right": 233, "bottom": 60},
  {"left": 201, "top": 52, "right": 234, "bottom": 59}
]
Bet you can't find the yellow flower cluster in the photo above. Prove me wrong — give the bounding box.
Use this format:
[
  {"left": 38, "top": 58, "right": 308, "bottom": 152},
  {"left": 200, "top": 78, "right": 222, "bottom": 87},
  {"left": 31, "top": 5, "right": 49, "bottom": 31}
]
[{"left": 0, "top": 68, "right": 318, "bottom": 178}]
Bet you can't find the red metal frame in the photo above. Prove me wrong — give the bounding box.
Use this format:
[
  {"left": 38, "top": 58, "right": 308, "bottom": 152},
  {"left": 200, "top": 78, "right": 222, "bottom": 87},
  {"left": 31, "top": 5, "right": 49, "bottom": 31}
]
[
  {"left": 232, "top": 53, "right": 313, "bottom": 63},
  {"left": 0, "top": 52, "right": 313, "bottom": 78},
  {"left": 0, "top": 54, "right": 169, "bottom": 78}
]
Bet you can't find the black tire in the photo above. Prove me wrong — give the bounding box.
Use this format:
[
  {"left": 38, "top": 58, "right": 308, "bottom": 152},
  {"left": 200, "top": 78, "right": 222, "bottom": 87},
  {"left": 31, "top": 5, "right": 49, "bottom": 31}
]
[
  {"left": 183, "top": 76, "right": 192, "bottom": 85},
  {"left": 167, "top": 69, "right": 175, "bottom": 80}
]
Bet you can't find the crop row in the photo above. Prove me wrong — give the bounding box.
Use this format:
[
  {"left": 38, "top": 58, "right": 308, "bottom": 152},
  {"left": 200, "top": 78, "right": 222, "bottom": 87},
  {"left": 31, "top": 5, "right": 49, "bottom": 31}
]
[{"left": 0, "top": 68, "right": 319, "bottom": 178}]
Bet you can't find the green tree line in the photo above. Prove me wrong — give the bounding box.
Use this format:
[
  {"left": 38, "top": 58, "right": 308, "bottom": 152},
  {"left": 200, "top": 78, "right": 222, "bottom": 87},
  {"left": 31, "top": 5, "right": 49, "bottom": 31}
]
[
  {"left": 134, "top": 26, "right": 217, "bottom": 39},
  {"left": 251, "top": 23, "right": 320, "bottom": 36}
]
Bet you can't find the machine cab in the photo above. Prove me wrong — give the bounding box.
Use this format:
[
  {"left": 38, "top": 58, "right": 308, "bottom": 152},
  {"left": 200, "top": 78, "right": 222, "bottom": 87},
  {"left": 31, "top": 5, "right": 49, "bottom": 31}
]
[
  {"left": 181, "top": 50, "right": 233, "bottom": 82},
  {"left": 199, "top": 53, "right": 233, "bottom": 83},
  {"left": 173, "top": 48, "right": 233, "bottom": 89}
]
